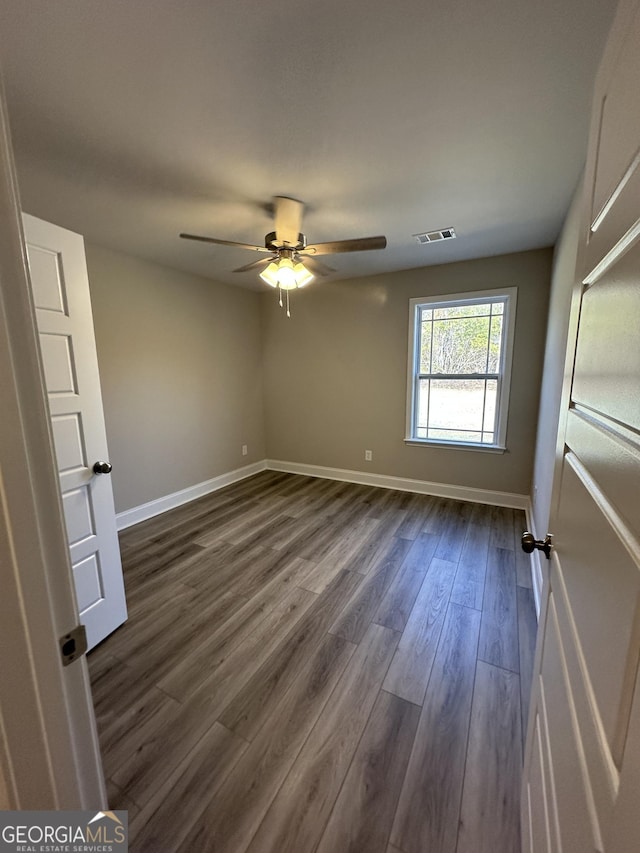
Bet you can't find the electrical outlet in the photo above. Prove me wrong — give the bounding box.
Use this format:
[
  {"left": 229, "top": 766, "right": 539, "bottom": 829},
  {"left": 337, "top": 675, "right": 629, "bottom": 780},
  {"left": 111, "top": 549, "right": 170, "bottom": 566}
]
[
  {"left": 365, "top": 450, "right": 373, "bottom": 461},
  {"left": 242, "top": 445, "right": 248, "bottom": 456}
]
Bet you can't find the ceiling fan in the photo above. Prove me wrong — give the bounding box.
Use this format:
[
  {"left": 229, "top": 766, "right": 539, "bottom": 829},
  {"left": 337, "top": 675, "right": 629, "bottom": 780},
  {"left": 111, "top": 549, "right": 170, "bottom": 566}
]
[{"left": 180, "top": 196, "right": 387, "bottom": 313}]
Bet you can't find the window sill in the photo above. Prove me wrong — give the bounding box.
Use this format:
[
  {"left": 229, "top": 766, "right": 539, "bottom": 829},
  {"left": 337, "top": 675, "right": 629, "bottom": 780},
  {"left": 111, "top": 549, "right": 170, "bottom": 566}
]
[{"left": 404, "top": 438, "right": 507, "bottom": 454}]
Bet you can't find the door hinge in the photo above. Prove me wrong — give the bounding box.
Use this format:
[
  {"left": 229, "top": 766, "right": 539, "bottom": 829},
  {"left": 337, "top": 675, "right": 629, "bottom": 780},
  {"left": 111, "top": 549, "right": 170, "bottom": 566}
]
[{"left": 59, "top": 624, "right": 88, "bottom": 666}]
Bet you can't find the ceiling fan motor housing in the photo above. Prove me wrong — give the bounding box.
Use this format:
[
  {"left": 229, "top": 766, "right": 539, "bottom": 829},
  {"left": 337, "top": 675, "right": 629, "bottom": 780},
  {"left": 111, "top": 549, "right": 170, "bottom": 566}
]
[{"left": 265, "top": 230, "right": 306, "bottom": 251}]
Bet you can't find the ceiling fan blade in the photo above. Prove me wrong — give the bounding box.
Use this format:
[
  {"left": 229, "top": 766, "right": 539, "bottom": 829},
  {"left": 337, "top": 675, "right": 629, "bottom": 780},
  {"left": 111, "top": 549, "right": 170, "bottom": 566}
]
[
  {"left": 274, "top": 197, "right": 304, "bottom": 247},
  {"left": 304, "top": 236, "right": 387, "bottom": 255},
  {"left": 297, "top": 255, "right": 335, "bottom": 276},
  {"left": 180, "top": 233, "right": 270, "bottom": 253},
  {"left": 233, "top": 256, "right": 276, "bottom": 273}
]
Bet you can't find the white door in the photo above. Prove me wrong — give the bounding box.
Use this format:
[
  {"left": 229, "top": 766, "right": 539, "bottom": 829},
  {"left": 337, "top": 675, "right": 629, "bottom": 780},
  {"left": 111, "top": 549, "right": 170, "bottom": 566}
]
[
  {"left": 23, "top": 213, "right": 127, "bottom": 651},
  {"left": 522, "top": 1, "right": 640, "bottom": 851},
  {"left": 0, "top": 77, "right": 104, "bottom": 809}
]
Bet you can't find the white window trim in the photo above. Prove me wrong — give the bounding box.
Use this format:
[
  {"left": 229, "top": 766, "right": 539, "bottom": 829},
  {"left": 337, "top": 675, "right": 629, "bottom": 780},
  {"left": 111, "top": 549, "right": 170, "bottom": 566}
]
[{"left": 405, "top": 287, "right": 518, "bottom": 451}]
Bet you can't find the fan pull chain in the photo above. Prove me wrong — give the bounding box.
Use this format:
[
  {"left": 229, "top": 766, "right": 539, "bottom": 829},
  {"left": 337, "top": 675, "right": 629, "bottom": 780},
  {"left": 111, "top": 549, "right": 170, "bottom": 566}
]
[{"left": 276, "top": 285, "right": 292, "bottom": 317}]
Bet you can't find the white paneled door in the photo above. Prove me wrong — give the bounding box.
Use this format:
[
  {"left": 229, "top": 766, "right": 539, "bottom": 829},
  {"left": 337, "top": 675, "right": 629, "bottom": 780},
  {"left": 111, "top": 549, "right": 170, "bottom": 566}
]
[
  {"left": 23, "top": 213, "right": 127, "bottom": 651},
  {"left": 522, "top": 1, "right": 640, "bottom": 851}
]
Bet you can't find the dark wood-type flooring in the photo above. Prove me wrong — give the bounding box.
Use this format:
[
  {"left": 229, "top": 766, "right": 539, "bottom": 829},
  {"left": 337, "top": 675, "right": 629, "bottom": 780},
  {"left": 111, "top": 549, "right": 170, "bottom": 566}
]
[{"left": 88, "top": 471, "right": 538, "bottom": 853}]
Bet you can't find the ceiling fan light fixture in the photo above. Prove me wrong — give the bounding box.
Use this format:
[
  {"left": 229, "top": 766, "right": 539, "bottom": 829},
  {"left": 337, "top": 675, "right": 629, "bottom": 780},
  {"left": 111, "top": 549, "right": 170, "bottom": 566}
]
[
  {"left": 259, "top": 255, "right": 313, "bottom": 292},
  {"left": 276, "top": 256, "right": 297, "bottom": 290},
  {"left": 259, "top": 261, "right": 280, "bottom": 287},
  {"left": 293, "top": 261, "right": 314, "bottom": 288}
]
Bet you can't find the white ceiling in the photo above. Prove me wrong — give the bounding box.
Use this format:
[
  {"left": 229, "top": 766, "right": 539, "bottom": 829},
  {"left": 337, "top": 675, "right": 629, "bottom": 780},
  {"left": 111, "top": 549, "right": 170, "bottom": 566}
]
[{"left": 0, "top": 0, "right": 618, "bottom": 289}]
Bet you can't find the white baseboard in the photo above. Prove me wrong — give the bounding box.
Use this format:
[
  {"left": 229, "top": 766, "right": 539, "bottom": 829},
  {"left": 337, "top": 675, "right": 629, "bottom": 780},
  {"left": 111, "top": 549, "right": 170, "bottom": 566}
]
[
  {"left": 117, "top": 455, "right": 531, "bottom": 543},
  {"left": 266, "top": 459, "right": 529, "bottom": 510},
  {"left": 115, "top": 460, "right": 267, "bottom": 530}
]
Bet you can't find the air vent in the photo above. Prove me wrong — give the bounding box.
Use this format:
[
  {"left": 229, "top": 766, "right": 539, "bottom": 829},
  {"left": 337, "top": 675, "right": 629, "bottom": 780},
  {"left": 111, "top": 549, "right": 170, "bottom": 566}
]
[{"left": 413, "top": 227, "right": 457, "bottom": 244}]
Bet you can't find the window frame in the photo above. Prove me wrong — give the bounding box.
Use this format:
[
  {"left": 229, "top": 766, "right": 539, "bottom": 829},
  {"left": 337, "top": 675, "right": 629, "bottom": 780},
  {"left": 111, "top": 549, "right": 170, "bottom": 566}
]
[{"left": 405, "top": 287, "right": 518, "bottom": 451}]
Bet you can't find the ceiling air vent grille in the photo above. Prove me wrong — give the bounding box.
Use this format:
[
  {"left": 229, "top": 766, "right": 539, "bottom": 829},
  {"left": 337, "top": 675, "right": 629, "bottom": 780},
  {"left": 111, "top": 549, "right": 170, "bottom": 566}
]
[{"left": 413, "top": 227, "right": 457, "bottom": 244}]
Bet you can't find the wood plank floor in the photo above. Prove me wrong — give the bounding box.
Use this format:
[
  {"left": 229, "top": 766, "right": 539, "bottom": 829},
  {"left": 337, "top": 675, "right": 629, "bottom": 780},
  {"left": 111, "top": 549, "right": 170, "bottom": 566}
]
[{"left": 88, "top": 471, "right": 538, "bottom": 853}]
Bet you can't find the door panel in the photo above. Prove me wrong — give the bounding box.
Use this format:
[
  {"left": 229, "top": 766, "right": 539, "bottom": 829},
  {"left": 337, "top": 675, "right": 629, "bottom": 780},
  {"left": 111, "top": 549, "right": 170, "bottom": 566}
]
[
  {"left": 23, "top": 213, "right": 127, "bottom": 651},
  {"left": 572, "top": 247, "right": 640, "bottom": 429},
  {"left": 73, "top": 554, "right": 104, "bottom": 612},
  {"left": 551, "top": 556, "right": 618, "bottom": 833},
  {"left": 26, "top": 242, "right": 68, "bottom": 313},
  {"left": 591, "top": 3, "right": 640, "bottom": 230},
  {"left": 565, "top": 410, "right": 640, "bottom": 540},
  {"left": 525, "top": 709, "right": 552, "bottom": 853},
  {"left": 542, "top": 596, "right": 601, "bottom": 852},
  {"left": 523, "top": 1, "right": 640, "bottom": 850},
  {"left": 555, "top": 459, "right": 640, "bottom": 750},
  {"left": 587, "top": 145, "right": 640, "bottom": 289},
  {"left": 39, "top": 333, "right": 77, "bottom": 393},
  {"left": 62, "top": 487, "right": 94, "bottom": 545},
  {"left": 51, "top": 413, "right": 86, "bottom": 472}
]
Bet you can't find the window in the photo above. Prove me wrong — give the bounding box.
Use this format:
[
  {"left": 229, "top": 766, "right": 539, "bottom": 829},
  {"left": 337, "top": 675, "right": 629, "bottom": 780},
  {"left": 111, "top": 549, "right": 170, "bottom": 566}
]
[{"left": 406, "top": 288, "right": 517, "bottom": 449}]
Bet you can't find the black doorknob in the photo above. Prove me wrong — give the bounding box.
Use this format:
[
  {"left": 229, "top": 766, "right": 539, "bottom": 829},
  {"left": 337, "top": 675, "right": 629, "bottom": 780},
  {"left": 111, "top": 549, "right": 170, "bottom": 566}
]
[
  {"left": 93, "top": 461, "right": 113, "bottom": 475},
  {"left": 521, "top": 531, "right": 552, "bottom": 559}
]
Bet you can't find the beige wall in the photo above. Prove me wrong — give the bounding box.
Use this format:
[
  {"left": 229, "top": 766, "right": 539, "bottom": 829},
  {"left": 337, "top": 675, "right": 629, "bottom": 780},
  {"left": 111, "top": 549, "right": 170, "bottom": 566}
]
[
  {"left": 0, "top": 760, "right": 9, "bottom": 809},
  {"left": 531, "top": 179, "right": 583, "bottom": 534},
  {"left": 85, "top": 245, "right": 265, "bottom": 513},
  {"left": 262, "top": 249, "right": 552, "bottom": 497},
  {"left": 86, "top": 244, "right": 552, "bottom": 512}
]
